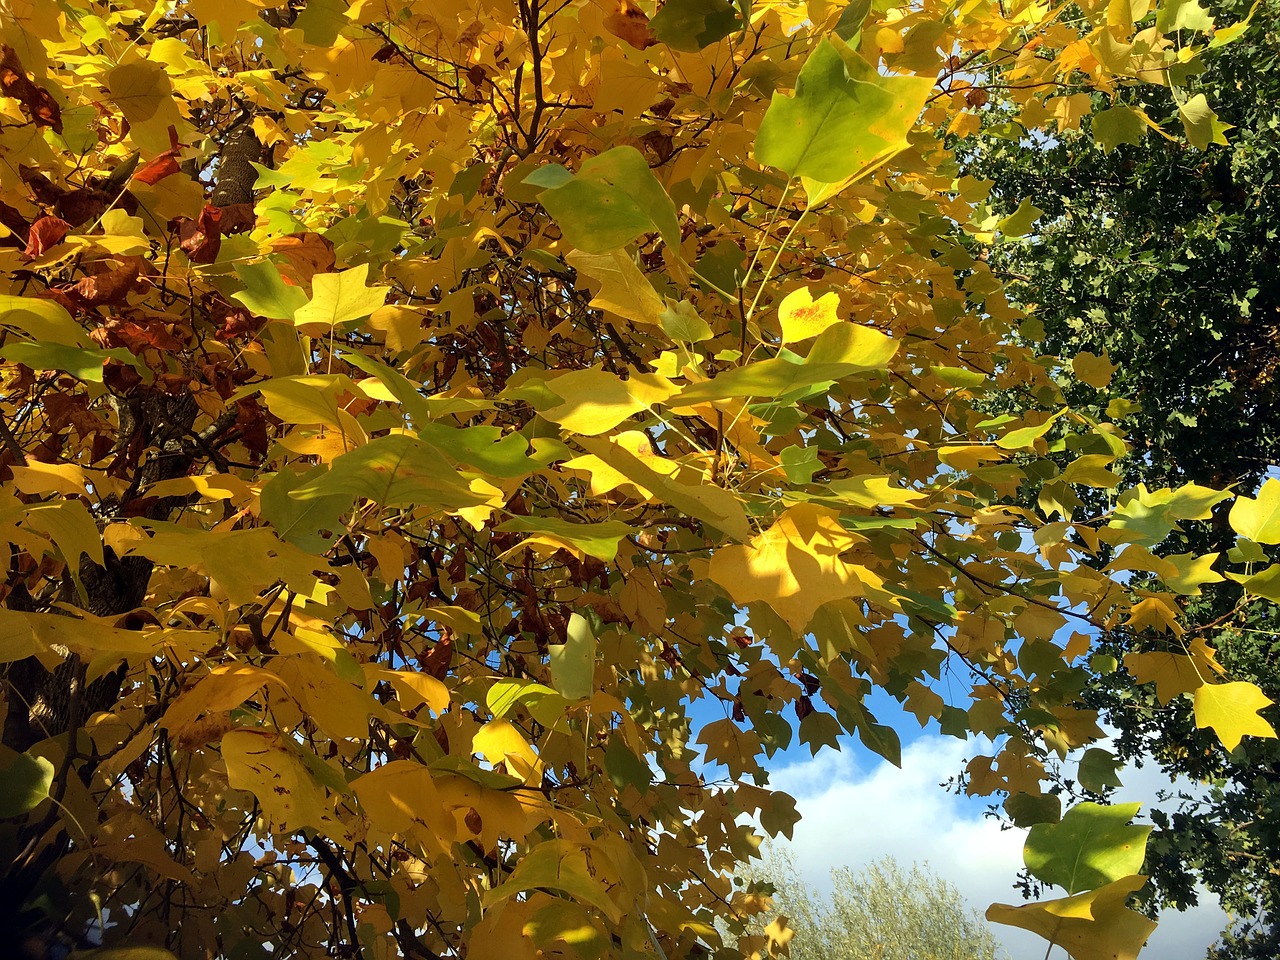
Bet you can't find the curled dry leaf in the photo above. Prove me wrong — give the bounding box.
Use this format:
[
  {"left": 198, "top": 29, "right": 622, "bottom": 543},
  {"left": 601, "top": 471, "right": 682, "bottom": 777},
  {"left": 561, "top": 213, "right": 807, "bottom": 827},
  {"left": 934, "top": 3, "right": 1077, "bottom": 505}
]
[
  {"left": 22, "top": 216, "right": 70, "bottom": 259},
  {"left": 61, "top": 256, "right": 147, "bottom": 308},
  {"left": 175, "top": 204, "right": 222, "bottom": 264},
  {"left": 0, "top": 44, "right": 61, "bottom": 132}
]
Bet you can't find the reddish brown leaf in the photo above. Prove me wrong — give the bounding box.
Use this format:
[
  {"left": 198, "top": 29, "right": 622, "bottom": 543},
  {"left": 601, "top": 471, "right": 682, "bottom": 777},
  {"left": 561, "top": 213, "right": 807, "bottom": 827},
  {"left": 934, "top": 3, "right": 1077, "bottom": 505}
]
[
  {"left": 216, "top": 203, "right": 256, "bottom": 235},
  {"left": 101, "top": 358, "right": 143, "bottom": 393},
  {"left": 43, "top": 392, "right": 110, "bottom": 438},
  {"left": 604, "top": 1, "right": 656, "bottom": 49},
  {"left": 134, "top": 126, "right": 184, "bottom": 185},
  {"left": 61, "top": 257, "right": 145, "bottom": 307},
  {"left": 19, "top": 165, "right": 64, "bottom": 207},
  {"left": 134, "top": 153, "right": 181, "bottom": 186},
  {"left": 421, "top": 634, "right": 454, "bottom": 680},
  {"left": 56, "top": 187, "right": 112, "bottom": 227},
  {"left": 92, "top": 315, "right": 186, "bottom": 354},
  {"left": 0, "top": 45, "right": 62, "bottom": 133},
  {"left": 38, "top": 287, "right": 81, "bottom": 317},
  {"left": 177, "top": 204, "right": 222, "bottom": 264},
  {"left": 234, "top": 398, "right": 271, "bottom": 458},
  {"left": 23, "top": 216, "right": 71, "bottom": 259},
  {"left": 270, "top": 232, "right": 336, "bottom": 282},
  {"left": 0, "top": 201, "right": 30, "bottom": 244}
]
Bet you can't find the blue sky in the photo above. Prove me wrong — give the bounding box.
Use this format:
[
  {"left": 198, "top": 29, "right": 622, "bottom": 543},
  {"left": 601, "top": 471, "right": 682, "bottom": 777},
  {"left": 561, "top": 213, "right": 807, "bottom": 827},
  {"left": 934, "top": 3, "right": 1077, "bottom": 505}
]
[{"left": 689, "top": 682, "right": 1232, "bottom": 958}]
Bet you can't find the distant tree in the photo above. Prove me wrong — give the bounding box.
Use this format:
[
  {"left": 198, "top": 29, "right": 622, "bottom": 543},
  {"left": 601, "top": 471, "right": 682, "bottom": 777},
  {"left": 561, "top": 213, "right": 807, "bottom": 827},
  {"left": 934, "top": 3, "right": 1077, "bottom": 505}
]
[{"left": 750, "top": 849, "right": 1003, "bottom": 960}]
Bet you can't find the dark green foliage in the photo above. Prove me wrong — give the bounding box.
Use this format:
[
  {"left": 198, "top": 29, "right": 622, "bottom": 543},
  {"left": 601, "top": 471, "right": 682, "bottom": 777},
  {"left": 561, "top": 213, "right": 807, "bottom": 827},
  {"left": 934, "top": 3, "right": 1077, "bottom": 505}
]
[{"left": 967, "top": 2, "right": 1280, "bottom": 953}]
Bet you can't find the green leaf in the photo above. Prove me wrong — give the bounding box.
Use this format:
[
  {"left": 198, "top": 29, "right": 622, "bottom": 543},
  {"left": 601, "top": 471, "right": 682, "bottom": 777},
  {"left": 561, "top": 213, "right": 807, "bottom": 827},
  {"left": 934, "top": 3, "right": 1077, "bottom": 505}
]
[
  {"left": 259, "top": 465, "right": 347, "bottom": 553},
  {"left": 649, "top": 0, "right": 744, "bottom": 51},
  {"left": 293, "top": 264, "right": 390, "bottom": 328},
  {"left": 483, "top": 839, "right": 622, "bottom": 923},
  {"left": 289, "top": 434, "right": 497, "bottom": 510},
  {"left": 417, "top": 422, "right": 539, "bottom": 478},
  {"left": 1024, "top": 801, "right": 1152, "bottom": 895},
  {"left": 487, "top": 679, "right": 569, "bottom": 727},
  {"left": 755, "top": 39, "right": 932, "bottom": 185},
  {"left": 660, "top": 301, "right": 714, "bottom": 342},
  {"left": 0, "top": 342, "right": 143, "bottom": 383},
  {"left": 780, "top": 445, "right": 821, "bottom": 483},
  {"left": 549, "top": 613, "right": 597, "bottom": 701},
  {"left": 604, "top": 735, "right": 653, "bottom": 793},
  {"left": 497, "top": 516, "right": 632, "bottom": 562},
  {"left": 1005, "top": 791, "right": 1062, "bottom": 827},
  {"left": 0, "top": 751, "right": 55, "bottom": 817},
  {"left": 833, "top": 0, "right": 872, "bottom": 41},
  {"left": 1077, "top": 747, "right": 1124, "bottom": 793},
  {"left": 670, "top": 322, "right": 898, "bottom": 405},
  {"left": 542, "top": 181, "right": 653, "bottom": 253},
  {"left": 1092, "top": 105, "right": 1147, "bottom": 153},
  {"left": 233, "top": 260, "right": 309, "bottom": 320},
  {"left": 538, "top": 147, "right": 679, "bottom": 253}
]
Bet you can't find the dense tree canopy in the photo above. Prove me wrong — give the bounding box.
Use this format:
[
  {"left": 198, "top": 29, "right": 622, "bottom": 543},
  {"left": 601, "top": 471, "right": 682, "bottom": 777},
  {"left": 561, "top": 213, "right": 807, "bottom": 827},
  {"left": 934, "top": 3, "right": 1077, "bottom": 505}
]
[
  {"left": 968, "top": 2, "right": 1280, "bottom": 952},
  {"left": 0, "top": 1, "right": 1271, "bottom": 959}
]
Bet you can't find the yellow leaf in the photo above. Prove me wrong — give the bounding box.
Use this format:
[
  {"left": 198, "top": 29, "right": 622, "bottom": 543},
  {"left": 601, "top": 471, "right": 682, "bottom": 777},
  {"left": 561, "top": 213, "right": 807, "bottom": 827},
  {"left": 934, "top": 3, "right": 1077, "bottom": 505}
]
[
  {"left": 1122, "top": 594, "right": 1184, "bottom": 634},
  {"left": 368, "top": 304, "right": 428, "bottom": 352},
  {"left": 1230, "top": 478, "right": 1280, "bottom": 543},
  {"left": 778, "top": 287, "right": 840, "bottom": 344},
  {"left": 541, "top": 368, "right": 673, "bottom": 436},
  {"left": 1161, "top": 552, "right": 1224, "bottom": 595},
  {"left": 293, "top": 264, "right": 390, "bottom": 329},
  {"left": 695, "top": 717, "right": 763, "bottom": 779},
  {"left": 1071, "top": 351, "right": 1117, "bottom": 388},
  {"left": 162, "top": 665, "right": 289, "bottom": 739},
  {"left": 566, "top": 250, "right": 666, "bottom": 327},
  {"left": 825, "top": 474, "right": 926, "bottom": 508},
  {"left": 987, "top": 875, "right": 1156, "bottom": 960},
  {"left": 709, "top": 503, "right": 875, "bottom": 632},
  {"left": 222, "top": 730, "right": 336, "bottom": 835},
  {"left": 352, "top": 759, "right": 443, "bottom": 842},
  {"left": 575, "top": 434, "right": 752, "bottom": 540},
  {"left": 274, "top": 658, "right": 385, "bottom": 741},
  {"left": 1123, "top": 650, "right": 1204, "bottom": 704},
  {"left": 1194, "top": 681, "right": 1277, "bottom": 752},
  {"left": 23, "top": 500, "right": 104, "bottom": 581},
  {"left": 374, "top": 667, "right": 450, "bottom": 714},
  {"left": 473, "top": 718, "right": 543, "bottom": 783}
]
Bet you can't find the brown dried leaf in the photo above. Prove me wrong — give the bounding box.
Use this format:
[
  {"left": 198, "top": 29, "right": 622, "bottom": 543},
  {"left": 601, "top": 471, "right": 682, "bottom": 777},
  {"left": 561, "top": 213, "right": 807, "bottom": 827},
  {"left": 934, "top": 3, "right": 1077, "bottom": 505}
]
[
  {"left": 270, "top": 232, "right": 336, "bottom": 283},
  {"left": 0, "top": 45, "right": 62, "bottom": 133},
  {"left": 62, "top": 257, "right": 145, "bottom": 307},
  {"left": 177, "top": 204, "right": 222, "bottom": 264},
  {"left": 23, "top": 216, "right": 70, "bottom": 258}
]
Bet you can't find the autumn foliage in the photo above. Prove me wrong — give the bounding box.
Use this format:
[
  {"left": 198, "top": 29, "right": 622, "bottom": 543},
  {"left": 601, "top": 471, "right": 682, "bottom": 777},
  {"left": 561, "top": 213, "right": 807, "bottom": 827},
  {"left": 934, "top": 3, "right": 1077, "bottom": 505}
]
[{"left": 0, "top": 0, "right": 1271, "bottom": 958}]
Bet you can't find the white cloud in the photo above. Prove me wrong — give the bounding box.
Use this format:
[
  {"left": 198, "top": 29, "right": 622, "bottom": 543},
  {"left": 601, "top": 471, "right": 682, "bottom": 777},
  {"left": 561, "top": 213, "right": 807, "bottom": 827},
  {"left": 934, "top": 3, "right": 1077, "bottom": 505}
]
[{"left": 765, "top": 735, "right": 1232, "bottom": 960}]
